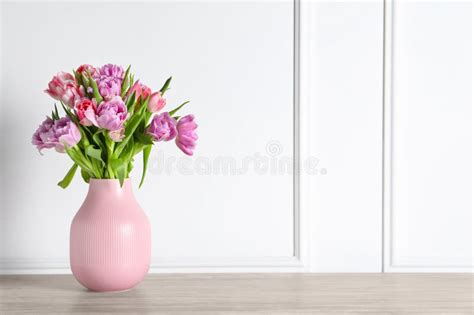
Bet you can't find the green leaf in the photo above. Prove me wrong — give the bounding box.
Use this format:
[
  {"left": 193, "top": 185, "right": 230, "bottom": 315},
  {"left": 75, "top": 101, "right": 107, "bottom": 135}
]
[
  {"left": 169, "top": 101, "right": 190, "bottom": 117},
  {"left": 139, "top": 145, "right": 152, "bottom": 188},
  {"left": 121, "top": 65, "right": 132, "bottom": 97},
  {"left": 57, "top": 163, "right": 78, "bottom": 189},
  {"left": 88, "top": 75, "right": 103, "bottom": 104},
  {"left": 118, "top": 136, "right": 135, "bottom": 161},
  {"left": 134, "top": 132, "right": 154, "bottom": 145},
  {"left": 77, "top": 125, "right": 91, "bottom": 147},
  {"left": 110, "top": 158, "right": 127, "bottom": 187},
  {"left": 126, "top": 137, "right": 135, "bottom": 160},
  {"left": 85, "top": 145, "right": 104, "bottom": 165},
  {"left": 160, "top": 76, "right": 172, "bottom": 95},
  {"left": 64, "top": 146, "right": 94, "bottom": 175},
  {"left": 124, "top": 138, "right": 135, "bottom": 179},
  {"left": 81, "top": 168, "right": 91, "bottom": 183},
  {"left": 73, "top": 69, "right": 83, "bottom": 86},
  {"left": 135, "top": 95, "right": 150, "bottom": 115},
  {"left": 132, "top": 143, "right": 145, "bottom": 156},
  {"left": 55, "top": 104, "right": 60, "bottom": 119},
  {"left": 60, "top": 102, "right": 81, "bottom": 125},
  {"left": 117, "top": 165, "right": 126, "bottom": 187},
  {"left": 81, "top": 73, "right": 90, "bottom": 91},
  {"left": 92, "top": 129, "right": 106, "bottom": 152},
  {"left": 126, "top": 91, "right": 136, "bottom": 112},
  {"left": 51, "top": 104, "right": 60, "bottom": 120}
]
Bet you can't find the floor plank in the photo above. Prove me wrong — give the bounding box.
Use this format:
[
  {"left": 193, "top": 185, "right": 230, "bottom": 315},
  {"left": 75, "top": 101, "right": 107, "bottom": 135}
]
[{"left": 1, "top": 274, "right": 472, "bottom": 314}]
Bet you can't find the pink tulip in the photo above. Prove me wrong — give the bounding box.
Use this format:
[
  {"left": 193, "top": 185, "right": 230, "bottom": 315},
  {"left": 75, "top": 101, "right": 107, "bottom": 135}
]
[
  {"left": 75, "top": 98, "right": 97, "bottom": 126},
  {"left": 76, "top": 64, "right": 97, "bottom": 77},
  {"left": 148, "top": 92, "right": 166, "bottom": 112},
  {"left": 127, "top": 81, "right": 152, "bottom": 102},
  {"left": 95, "top": 96, "right": 128, "bottom": 132},
  {"left": 45, "top": 72, "right": 83, "bottom": 108},
  {"left": 175, "top": 115, "right": 198, "bottom": 155}
]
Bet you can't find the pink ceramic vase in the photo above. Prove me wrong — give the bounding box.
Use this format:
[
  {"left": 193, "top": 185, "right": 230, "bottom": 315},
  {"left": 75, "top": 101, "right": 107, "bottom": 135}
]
[{"left": 70, "top": 179, "right": 151, "bottom": 292}]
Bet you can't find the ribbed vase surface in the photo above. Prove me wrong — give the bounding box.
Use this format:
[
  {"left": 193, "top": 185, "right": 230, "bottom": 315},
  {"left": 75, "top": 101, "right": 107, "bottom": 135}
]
[{"left": 70, "top": 179, "right": 151, "bottom": 292}]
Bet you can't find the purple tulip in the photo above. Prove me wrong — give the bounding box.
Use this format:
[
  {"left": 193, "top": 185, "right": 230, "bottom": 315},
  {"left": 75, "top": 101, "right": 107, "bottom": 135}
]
[
  {"left": 96, "top": 96, "right": 128, "bottom": 132},
  {"left": 96, "top": 76, "right": 122, "bottom": 101},
  {"left": 147, "top": 112, "right": 177, "bottom": 142},
  {"left": 175, "top": 115, "right": 198, "bottom": 156},
  {"left": 53, "top": 117, "right": 82, "bottom": 153},
  {"left": 32, "top": 117, "right": 57, "bottom": 153},
  {"left": 97, "top": 64, "right": 124, "bottom": 79},
  {"left": 93, "top": 64, "right": 124, "bottom": 101}
]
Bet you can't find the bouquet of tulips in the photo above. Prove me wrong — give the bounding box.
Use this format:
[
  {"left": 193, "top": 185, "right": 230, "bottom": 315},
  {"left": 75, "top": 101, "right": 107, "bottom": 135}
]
[{"left": 32, "top": 64, "right": 197, "bottom": 188}]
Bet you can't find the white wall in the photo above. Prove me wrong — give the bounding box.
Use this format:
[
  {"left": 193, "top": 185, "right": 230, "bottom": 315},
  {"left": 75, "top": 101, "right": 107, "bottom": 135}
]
[
  {"left": 304, "top": 1, "right": 384, "bottom": 272},
  {"left": 0, "top": 0, "right": 471, "bottom": 274},
  {"left": 384, "top": 0, "right": 472, "bottom": 272},
  {"left": 0, "top": 0, "right": 297, "bottom": 273}
]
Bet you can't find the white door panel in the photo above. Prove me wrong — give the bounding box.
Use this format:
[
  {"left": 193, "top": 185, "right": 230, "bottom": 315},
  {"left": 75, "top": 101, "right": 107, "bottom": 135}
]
[{"left": 384, "top": 1, "right": 472, "bottom": 272}]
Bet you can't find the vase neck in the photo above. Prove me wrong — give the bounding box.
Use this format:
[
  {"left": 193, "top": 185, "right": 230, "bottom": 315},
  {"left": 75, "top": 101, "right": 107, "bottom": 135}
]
[{"left": 87, "top": 179, "right": 134, "bottom": 199}]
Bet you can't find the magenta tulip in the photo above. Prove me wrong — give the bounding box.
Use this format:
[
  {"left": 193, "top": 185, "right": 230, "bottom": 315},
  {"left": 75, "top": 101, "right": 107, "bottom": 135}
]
[
  {"left": 175, "top": 115, "right": 198, "bottom": 155},
  {"left": 96, "top": 96, "right": 128, "bottom": 133},
  {"left": 94, "top": 64, "right": 125, "bottom": 101},
  {"left": 97, "top": 64, "right": 124, "bottom": 79},
  {"left": 147, "top": 112, "right": 177, "bottom": 142}
]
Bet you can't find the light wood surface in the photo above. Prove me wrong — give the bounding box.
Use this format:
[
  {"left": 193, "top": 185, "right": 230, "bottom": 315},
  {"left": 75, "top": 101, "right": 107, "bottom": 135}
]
[{"left": 1, "top": 274, "right": 472, "bottom": 314}]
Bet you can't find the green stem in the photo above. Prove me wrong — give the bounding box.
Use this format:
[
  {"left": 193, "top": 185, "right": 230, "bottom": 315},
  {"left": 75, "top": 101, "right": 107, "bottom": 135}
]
[
  {"left": 105, "top": 135, "right": 116, "bottom": 179},
  {"left": 133, "top": 143, "right": 145, "bottom": 156},
  {"left": 65, "top": 149, "right": 93, "bottom": 175},
  {"left": 91, "top": 159, "right": 103, "bottom": 179},
  {"left": 73, "top": 147, "right": 101, "bottom": 179}
]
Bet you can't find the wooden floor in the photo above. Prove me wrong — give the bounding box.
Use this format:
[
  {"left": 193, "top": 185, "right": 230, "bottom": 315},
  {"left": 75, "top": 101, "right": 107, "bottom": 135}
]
[{"left": 1, "top": 274, "right": 472, "bottom": 314}]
